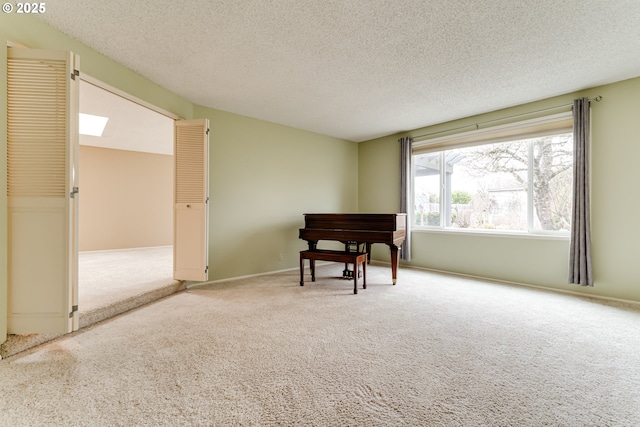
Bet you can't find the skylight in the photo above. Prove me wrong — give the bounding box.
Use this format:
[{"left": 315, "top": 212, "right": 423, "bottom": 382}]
[{"left": 79, "top": 113, "right": 109, "bottom": 137}]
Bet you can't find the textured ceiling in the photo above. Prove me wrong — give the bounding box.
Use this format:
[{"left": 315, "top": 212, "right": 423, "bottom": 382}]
[
  {"left": 37, "top": 0, "right": 640, "bottom": 142},
  {"left": 79, "top": 81, "right": 173, "bottom": 155}
]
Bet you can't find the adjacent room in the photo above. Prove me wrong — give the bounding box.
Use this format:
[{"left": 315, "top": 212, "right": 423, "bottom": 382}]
[{"left": 76, "top": 79, "right": 181, "bottom": 326}]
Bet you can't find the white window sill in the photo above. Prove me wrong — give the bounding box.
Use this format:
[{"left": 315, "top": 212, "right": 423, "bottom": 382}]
[{"left": 411, "top": 227, "right": 570, "bottom": 241}]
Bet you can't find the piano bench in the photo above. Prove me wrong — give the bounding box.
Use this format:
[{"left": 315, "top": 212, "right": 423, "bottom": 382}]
[{"left": 300, "top": 249, "right": 367, "bottom": 294}]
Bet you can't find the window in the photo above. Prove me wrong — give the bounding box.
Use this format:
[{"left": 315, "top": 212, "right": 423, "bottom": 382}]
[{"left": 412, "top": 113, "right": 573, "bottom": 234}]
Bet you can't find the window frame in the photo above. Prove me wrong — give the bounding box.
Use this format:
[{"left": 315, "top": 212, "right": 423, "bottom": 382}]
[{"left": 411, "top": 112, "right": 574, "bottom": 237}]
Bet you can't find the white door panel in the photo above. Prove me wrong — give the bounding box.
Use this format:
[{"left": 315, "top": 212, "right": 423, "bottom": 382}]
[
  {"left": 7, "top": 48, "right": 79, "bottom": 334},
  {"left": 174, "top": 119, "right": 209, "bottom": 282}
]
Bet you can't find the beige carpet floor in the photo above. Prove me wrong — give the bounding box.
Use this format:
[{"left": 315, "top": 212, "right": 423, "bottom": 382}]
[
  {"left": 1, "top": 263, "right": 639, "bottom": 426},
  {"left": 79, "top": 246, "right": 176, "bottom": 313},
  {"left": 77, "top": 246, "right": 183, "bottom": 328},
  {"left": 0, "top": 246, "right": 182, "bottom": 358}
]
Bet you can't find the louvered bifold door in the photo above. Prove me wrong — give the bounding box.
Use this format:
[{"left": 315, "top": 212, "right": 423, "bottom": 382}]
[
  {"left": 7, "top": 49, "right": 80, "bottom": 334},
  {"left": 174, "top": 119, "right": 209, "bottom": 281}
]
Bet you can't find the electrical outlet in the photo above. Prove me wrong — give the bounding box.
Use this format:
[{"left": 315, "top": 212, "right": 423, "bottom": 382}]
[{"left": 278, "top": 252, "right": 284, "bottom": 261}]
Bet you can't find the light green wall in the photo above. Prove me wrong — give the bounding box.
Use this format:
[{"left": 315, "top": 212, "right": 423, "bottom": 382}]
[
  {"left": 359, "top": 77, "right": 640, "bottom": 303},
  {"left": 0, "top": 15, "right": 357, "bottom": 344},
  {"left": 196, "top": 106, "right": 358, "bottom": 280}
]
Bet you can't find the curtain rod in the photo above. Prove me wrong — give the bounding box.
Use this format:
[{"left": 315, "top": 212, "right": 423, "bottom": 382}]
[{"left": 412, "top": 96, "right": 603, "bottom": 141}]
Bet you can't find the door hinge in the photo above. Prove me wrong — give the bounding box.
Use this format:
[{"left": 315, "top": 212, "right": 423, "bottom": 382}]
[
  {"left": 71, "top": 69, "right": 80, "bottom": 80},
  {"left": 69, "top": 305, "right": 78, "bottom": 318},
  {"left": 205, "top": 266, "right": 209, "bottom": 274},
  {"left": 70, "top": 187, "right": 79, "bottom": 198},
  {"left": 206, "top": 128, "right": 210, "bottom": 135}
]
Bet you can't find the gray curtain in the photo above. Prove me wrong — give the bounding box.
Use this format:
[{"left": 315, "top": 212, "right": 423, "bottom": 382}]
[
  {"left": 569, "top": 97, "right": 593, "bottom": 286},
  {"left": 399, "top": 136, "right": 412, "bottom": 261}
]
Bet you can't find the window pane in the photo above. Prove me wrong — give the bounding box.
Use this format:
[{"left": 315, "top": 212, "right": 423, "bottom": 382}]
[
  {"left": 414, "top": 153, "right": 440, "bottom": 226},
  {"left": 449, "top": 141, "right": 529, "bottom": 231},
  {"left": 532, "top": 133, "right": 573, "bottom": 231}
]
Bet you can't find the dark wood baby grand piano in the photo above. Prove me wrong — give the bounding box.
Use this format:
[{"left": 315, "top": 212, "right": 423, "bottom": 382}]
[{"left": 299, "top": 213, "right": 407, "bottom": 285}]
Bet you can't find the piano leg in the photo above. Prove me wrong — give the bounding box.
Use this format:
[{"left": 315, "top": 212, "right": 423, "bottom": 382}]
[
  {"left": 307, "top": 241, "right": 317, "bottom": 282},
  {"left": 363, "top": 256, "right": 367, "bottom": 289},
  {"left": 390, "top": 244, "right": 400, "bottom": 285},
  {"left": 353, "top": 270, "right": 357, "bottom": 294}
]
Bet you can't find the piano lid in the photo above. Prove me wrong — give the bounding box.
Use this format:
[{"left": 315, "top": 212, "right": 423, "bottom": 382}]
[{"left": 303, "top": 213, "right": 406, "bottom": 231}]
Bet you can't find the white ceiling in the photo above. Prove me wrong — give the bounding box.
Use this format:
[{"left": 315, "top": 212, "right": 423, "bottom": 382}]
[
  {"left": 39, "top": 0, "right": 640, "bottom": 142},
  {"left": 79, "top": 80, "right": 174, "bottom": 155}
]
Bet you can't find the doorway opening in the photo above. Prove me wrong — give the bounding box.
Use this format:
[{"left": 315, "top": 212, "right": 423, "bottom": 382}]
[{"left": 77, "top": 79, "right": 181, "bottom": 327}]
